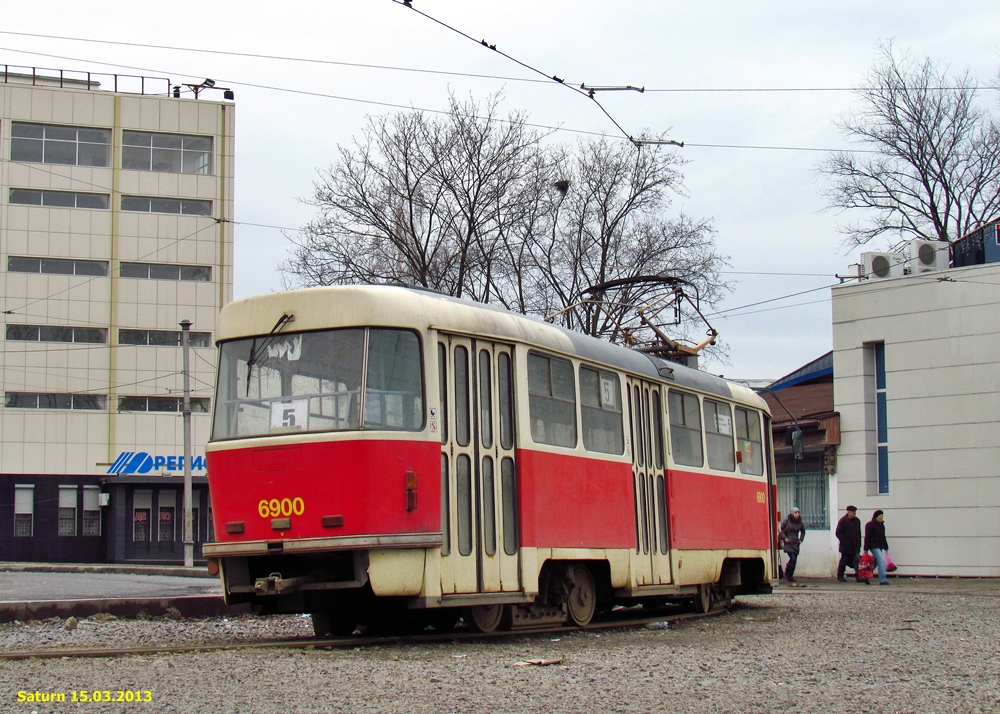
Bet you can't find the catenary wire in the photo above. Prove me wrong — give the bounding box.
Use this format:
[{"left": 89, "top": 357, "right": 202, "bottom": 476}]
[
  {"left": 0, "top": 45, "right": 881, "bottom": 153},
  {"left": 1, "top": 31, "right": 988, "bottom": 94}
]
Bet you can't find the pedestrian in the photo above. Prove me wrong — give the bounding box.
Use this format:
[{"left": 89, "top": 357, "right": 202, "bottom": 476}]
[
  {"left": 835, "top": 505, "right": 866, "bottom": 583},
  {"left": 864, "top": 509, "right": 891, "bottom": 585},
  {"left": 779, "top": 507, "right": 806, "bottom": 582}
]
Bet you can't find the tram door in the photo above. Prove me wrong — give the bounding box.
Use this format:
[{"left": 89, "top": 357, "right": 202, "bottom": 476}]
[
  {"left": 439, "top": 336, "right": 521, "bottom": 595},
  {"left": 627, "top": 378, "right": 673, "bottom": 586}
]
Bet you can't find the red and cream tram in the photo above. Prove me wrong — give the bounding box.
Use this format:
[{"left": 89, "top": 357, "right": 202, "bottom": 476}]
[{"left": 204, "top": 285, "right": 777, "bottom": 635}]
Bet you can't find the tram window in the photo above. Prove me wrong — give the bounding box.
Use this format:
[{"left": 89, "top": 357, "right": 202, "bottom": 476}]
[
  {"left": 498, "top": 352, "right": 514, "bottom": 450},
  {"left": 365, "top": 329, "right": 424, "bottom": 430},
  {"left": 455, "top": 346, "right": 471, "bottom": 447},
  {"left": 501, "top": 457, "right": 519, "bottom": 555},
  {"left": 652, "top": 389, "right": 664, "bottom": 469},
  {"left": 633, "top": 386, "right": 644, "bottom": 467},
  {"left": 704, "top": 399, "right": 736, "bottom": 471},
  {"left": 438, "top": 343, "right": 448, "bottom": 444},
  {"left": 482, "top": 457, "right": 497, "bottom": 556},
  {"left": 643, "top": 388, "right": 653, "bottom": 467},
  {"left": 212, "top": 327, "right": 424, "bottom": 440},
  {"left": 667, "top": 390, "right": 704, "bottom": 468},
  {"left": 440, "top": 454, "right": 450, "bottom": 556},
  {"left": 735, "top": 407, "right": 764, "bottom": 476},
  {"left": 656, "top": 475, "right": 668, "bottom": 553},
  {"left": 527, "top": 352, "right": 577, "bottom": 448},
  {"left": 579, "top": 366, "right": 623, "bottom": 455},
  {"left": 479, "top": 350, "right": 493, "bottom": 449},
  {"left": 457, "top": 455, "right": 473, "bottom": 556}
]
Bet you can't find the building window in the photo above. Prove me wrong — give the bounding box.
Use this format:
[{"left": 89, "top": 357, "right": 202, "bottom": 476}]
[
  {"left": 579, "top": 366, "right": 624, "bottom": 454},
  {"left": 118, "top": 395, "right": 210, "bottom": 413},
  {"left": 873, "top": 341, "right": 889, "bottom": 493},
  {"left": 58, "top": 485, "right": 77, "bottom": 536},
  {"left": 527, "top": 352, "right": 577, "bottom": 448},
  {"left": 5, "top": 392, "right": 106, "bottom": 410},
  {"left": 668, "top": 390, "right": 704, "bottom": 468},
  {"left": 777, "top": 471, "right": 829, "bottom": 529},
  {"left": 6, "top": 324, "right": 107, "bottom": 344},
  {"left": 119, "top": 329, "right": 211, "bottom": 347},
  {"left": 83, "top": 486, "right": 101, "bottom": 536},
  {"left": 119, "top": 262, "right": 211, "bottom": 281},
  {"left": 133, "top": 490, "right": 152, "bottom": 542},
  {"left": 158, "top": 491, "right": 176, "bottom": 542},
  {"left": 190, "top": 490, "right": 201, "bottom": 542},
  {"left": 14, "top": 485, "right": 34, "bottom": 537},
  {"left": 8, "top": 256, "right": 108, "bottom": 277},
  {"left": 9, "top": 188, "right": 109, "bottom": 209},
  {"left": 10, "top": 122, "right": 111, "bottom": 167},
  {"left": 121, "top": 131, "right": 212, "bottom": 175},
  {"left": 121, "top": 195, "right": 212, "bottom": 216}
]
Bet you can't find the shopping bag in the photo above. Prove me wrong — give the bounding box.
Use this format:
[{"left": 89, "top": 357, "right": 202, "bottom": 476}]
[
  {"left": 885, "top": 554, "right": 898, "bottom": 573},
  {"left": 858, "top": 554, "right": 875, "bottom": 580}
]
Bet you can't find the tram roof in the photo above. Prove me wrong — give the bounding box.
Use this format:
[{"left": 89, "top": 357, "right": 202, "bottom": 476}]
[{"left": 217, "top": 284, "right": 765, "bottom": 409}]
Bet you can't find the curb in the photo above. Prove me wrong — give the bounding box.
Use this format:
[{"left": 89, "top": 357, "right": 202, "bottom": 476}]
[
  {"left": 0, "top": 595, "right": 248, "bottom": 623},
  {"left": 0, "top": 562, "right": 215, "bottom": 579}
]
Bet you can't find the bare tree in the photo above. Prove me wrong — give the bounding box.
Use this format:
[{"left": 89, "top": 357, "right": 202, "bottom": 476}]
[
  {"left": 534, "top": 137, "right": 726, "bottom": 347},
  {"left": 821, "top": 42, "right": 1000, "bottom": 246},
  {"left": 282, "top": 98, "right": 727, "bottom": 353}
]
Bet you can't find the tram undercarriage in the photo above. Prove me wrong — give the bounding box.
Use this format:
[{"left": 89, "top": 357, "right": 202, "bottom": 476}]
[{"left": 211, "top": 548, "right": 771, "bottom": 637}]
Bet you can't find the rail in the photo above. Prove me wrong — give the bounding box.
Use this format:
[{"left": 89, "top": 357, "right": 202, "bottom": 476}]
[{"left": 2, "top": 64, "right": 171, "bottom": 96}]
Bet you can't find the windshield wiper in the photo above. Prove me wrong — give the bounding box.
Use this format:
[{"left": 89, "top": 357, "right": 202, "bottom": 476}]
[{"left": 245, "top": 313, "right": 294, "bottom": 396}]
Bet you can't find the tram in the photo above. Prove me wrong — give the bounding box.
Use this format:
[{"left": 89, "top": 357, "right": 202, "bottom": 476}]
[{"left": 203, "top": 285, "right": 777, "bottom": 635}]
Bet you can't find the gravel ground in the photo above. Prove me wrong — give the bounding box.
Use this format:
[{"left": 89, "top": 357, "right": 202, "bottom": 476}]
[{"left": 2, "top": 589, "right": 999, "bottom": 714}]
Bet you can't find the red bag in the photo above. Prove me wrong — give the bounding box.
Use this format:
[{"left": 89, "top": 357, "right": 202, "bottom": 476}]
[
  {"left": 857, "top": 554, "right": 875, "bottom": 580},
  {"left": 885, "top": 554, "right": 898, "bottom": 573}
]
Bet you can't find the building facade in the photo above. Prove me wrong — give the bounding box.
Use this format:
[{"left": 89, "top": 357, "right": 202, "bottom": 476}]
[
  {"left": 0, "top": 69, "right": 233, "bottom": 563},
  {"left": 762, "top": 353, "right": 841, "bottom": 577},
  {"left": 832, "top": 260, "right": 1000, "bottom": 576}
]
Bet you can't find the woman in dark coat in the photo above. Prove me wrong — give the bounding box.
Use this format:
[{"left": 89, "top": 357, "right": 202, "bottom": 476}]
[
  {"left": 779, "top": 508, "right": 806, "bottom": 582},
  {"left": 864, "top": 510, "right": 890, "bottom": 585}
]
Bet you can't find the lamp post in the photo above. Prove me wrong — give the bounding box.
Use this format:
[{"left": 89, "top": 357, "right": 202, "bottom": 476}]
[{"left": 180, "top": 319, "right": 194, "bottom": 568}]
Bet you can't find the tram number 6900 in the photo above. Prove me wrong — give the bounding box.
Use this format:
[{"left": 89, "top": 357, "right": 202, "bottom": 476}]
[{"left": 258, "top": 497, "right": 305, "bottom": 518}]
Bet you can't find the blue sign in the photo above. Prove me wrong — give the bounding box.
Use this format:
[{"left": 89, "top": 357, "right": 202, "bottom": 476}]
[{"left": 107, "top": 452, "right": 206, "bottom": 475}]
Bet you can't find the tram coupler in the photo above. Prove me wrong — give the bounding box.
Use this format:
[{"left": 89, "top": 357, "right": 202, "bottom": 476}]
[{"left": 254, "top": 572, "right": 316, "bottom": 595}]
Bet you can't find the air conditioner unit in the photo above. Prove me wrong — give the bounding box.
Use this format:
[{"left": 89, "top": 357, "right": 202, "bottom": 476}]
[
  {"left": 907, "top": 239, "right": 948, "bottom": 273},
  {"left": 861, "top": 252, "right": 905, "bottom": 279}
]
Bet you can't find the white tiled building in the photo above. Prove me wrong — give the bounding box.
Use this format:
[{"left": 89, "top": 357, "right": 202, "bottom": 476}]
[
  {"left": 832, "top": 259, "right": 1000, "bottom": 577},
  {"left": 0, "top": 69, "right": 233, "bottom": 563}
]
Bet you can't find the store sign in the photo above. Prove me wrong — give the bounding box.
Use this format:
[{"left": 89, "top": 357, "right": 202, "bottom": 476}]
[{"left": 107, "top": 452, "right": 207, "bottom": 475}]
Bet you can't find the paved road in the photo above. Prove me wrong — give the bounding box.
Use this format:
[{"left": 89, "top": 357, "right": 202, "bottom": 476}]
[{"left": 0, "top": 571, "right": 221, "bottom": 602}]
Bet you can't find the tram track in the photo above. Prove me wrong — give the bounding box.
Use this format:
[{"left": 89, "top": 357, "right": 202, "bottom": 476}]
[{"left": 0, "top": 606, "right": 725, "bottom": 661}]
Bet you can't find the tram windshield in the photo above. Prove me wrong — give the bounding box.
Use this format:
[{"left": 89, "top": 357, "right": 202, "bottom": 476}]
[{"left": 212, "top": 327, "right": 423, "bottom": 440}]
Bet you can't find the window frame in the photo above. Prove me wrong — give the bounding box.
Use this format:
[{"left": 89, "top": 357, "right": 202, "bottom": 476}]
[
  {"left": 526, "top": 351, "right": 578, "bottom": 449},
  {"left": 121, "top": 130, "right": 213, "bottom": 175},
  {"left": 579, "top": 364, "right": 624, "bottom": 455},
  {"left": 703, "top": 398, "right": 737, "bottom": 472},
  {"left": 667, "top": 389, "right": 705, "bottom": 468},
  {"left": 10, "top": 122, "right": 111, "bottom": 167}
]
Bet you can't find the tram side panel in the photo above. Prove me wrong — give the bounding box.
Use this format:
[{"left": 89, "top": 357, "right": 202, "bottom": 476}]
[
  {"left": 666, "top": 469, "right": 772, "bottom": 586},
  {"left": 516, "top": 449, "right": 634, "bottom": 549}
]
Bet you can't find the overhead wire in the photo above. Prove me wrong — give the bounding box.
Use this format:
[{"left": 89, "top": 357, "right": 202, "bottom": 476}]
[
  {"left": 0, "top": 45, "right": 880, "bottom": 153},
  {"left": 1, "top": 31, "right": 988, "bottom": 94}
]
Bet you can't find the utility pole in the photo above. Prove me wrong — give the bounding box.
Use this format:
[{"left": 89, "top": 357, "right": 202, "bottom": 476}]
[{"left": 180, "top": 319, "right": 194, "bottom": 568}]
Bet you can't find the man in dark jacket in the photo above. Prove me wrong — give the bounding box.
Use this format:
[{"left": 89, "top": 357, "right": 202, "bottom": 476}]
[{"left": 835, "top": 505, "right": 864, "bottom": 582}]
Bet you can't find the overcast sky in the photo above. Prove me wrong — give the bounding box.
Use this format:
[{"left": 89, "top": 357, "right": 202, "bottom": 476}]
[{"left": 4, "top": 1, "right": 999, "bottom": 379}]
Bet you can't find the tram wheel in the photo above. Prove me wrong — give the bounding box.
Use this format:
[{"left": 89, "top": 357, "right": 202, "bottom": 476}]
[
  {"left": 565, "top": 564, "right": 597, "bottom": 627},
  {"left": 311, "top": 609, "right": 359, "bottom": 638},
  {"left": 694, "top": 584, "right": 712, "bottom": 614},
  {"left": 465, "top": 604, "right": 505, "bottom": 633}
]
